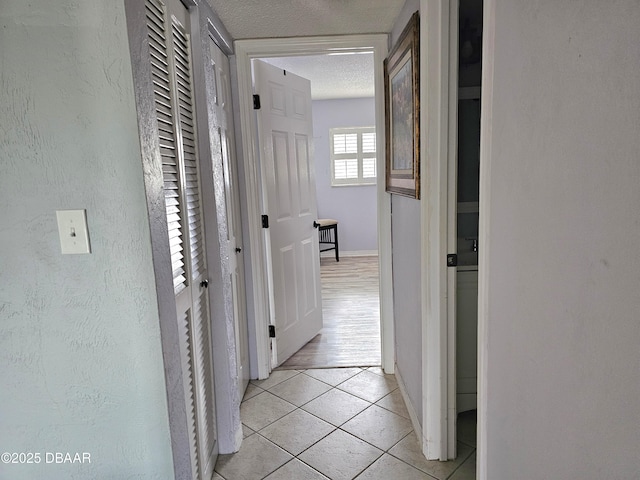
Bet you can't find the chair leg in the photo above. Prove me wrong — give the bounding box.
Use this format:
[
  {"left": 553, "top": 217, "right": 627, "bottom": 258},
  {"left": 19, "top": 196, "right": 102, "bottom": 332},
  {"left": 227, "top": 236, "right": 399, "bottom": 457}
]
[{"left": 334, "top": 225, "right": 339, "bottom": 262}]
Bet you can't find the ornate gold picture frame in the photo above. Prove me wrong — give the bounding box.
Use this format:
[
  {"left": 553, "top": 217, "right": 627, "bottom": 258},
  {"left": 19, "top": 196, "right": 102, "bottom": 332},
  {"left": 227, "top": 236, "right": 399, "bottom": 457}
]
[{"left": 384, "top": 12, "right": 420, "bottom": 199}]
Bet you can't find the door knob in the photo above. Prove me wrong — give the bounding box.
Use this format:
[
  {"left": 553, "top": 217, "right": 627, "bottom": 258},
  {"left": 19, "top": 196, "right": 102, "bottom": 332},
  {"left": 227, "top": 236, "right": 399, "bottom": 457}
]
[
  {"left": 200, "top": 279, "right": 209, "bottom": 288},
  {"left": 235, "top": 247, "right": 242, "bottom": 253}
]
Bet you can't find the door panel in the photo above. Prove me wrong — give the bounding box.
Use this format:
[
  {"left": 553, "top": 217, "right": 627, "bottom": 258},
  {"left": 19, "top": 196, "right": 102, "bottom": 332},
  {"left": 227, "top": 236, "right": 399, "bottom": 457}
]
[
  {"left": 296, "top": 135, "right": 312, "bottom": 215},
  {"left": 144, "top": 0, "right": 217, "bottom": 477},
  {"left": 268, "top": 83, "right": 287, "bottom": 114},
  {"left": 301, "top": 237, "right": 319, "bottom": 315},
  {"left": 279, "top": 245, "right": 298, "bottom": 332},
  {"left": 292, "top": 89, "right": 308, "bottom": 118},
  {"left": 272, "top": 131, "right": 292, "bottom": 219},
  {"left": 253, "top": 60, "right": 323, "bottom": 365},
  {"left": 208, "top": 36, "right": 251, "bottom": 398}
]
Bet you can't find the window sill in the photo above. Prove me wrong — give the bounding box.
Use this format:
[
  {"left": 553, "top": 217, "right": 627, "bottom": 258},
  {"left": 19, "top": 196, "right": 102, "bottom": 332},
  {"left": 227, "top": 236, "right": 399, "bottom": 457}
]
[{"left": 330, "top": 182, "right": 376, "bottom": 187}]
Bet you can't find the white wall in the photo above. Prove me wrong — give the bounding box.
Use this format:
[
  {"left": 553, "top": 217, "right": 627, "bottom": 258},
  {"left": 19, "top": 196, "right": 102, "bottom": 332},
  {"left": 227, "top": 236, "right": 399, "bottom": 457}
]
[
  {"left": 0, "top": 2, "right": 174, "bottom": 478},
  {"left": 390, "top": 0, "right": 423, "bottom": 426},
  {"left": 479, "top": 1, "right": 640, "bottom": 477},
  {"left": 313, "top": 98, "right": 378, "bottom": 253},
  {"left": 392, "top": 196, "right": 423, "bottom": 425}
]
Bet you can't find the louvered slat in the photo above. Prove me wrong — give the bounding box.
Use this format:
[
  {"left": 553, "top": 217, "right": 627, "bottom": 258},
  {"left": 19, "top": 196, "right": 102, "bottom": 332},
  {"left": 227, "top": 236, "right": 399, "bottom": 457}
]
[
  {"left": 171, "top": 21, "right": 204, "bottom": 283},
  {"left": 145, "top": 0, "right": 186, "bottom": 294},
  {"left": 179, "top": 310, "right": 201, "bottom": 478},
  {"left": 192, "top": 286, "right": 217, "bottom": 471}
]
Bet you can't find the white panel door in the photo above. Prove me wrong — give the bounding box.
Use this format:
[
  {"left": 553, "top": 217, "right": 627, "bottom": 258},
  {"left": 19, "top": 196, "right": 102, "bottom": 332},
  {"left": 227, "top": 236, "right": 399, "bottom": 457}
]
[
  {"left": 253, "top": 60, "right": 323, "bottom": 366},
  {"left": 145, "top": 0, "right": 216, "bottom": 478},
  {"left": 208, "top": 36, "right": 250, "bottom": 399}
]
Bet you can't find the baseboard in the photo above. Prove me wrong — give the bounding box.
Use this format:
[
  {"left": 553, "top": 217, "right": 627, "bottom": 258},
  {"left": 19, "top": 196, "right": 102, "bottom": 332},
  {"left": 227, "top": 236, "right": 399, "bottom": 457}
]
[
  {"left": 320, "top": 249, "right": 378, "bottom": 258},
  {"left": 394, "top": 363, "right": 423, "bottom": 444}
]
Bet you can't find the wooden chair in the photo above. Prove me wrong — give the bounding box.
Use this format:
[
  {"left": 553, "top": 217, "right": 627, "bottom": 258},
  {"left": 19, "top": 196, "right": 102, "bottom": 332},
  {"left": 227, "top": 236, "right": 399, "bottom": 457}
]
[{"left": 315, "top": 218, "right": 339, "bottom": 262}]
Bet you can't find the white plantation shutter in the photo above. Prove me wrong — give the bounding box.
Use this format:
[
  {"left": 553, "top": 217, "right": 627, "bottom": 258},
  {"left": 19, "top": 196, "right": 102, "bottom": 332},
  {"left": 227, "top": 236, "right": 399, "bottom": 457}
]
[
  {"left": 333, "top": 133, "right": 358, "bottom": 154},
  {"left": 330, "top": 127, "right": 377, "bottom": 185},
  {"left": 363, "top": 157, "right": 377, "bottom": 178},
  {"left": 334, "top": 158, "right": 358, "bottom": 179},
  {"left": 362, "top": 132, "right": 376, "bottom": 152},
  {"left": 145, "top": 0, "right": 217, "bottom": 478}
]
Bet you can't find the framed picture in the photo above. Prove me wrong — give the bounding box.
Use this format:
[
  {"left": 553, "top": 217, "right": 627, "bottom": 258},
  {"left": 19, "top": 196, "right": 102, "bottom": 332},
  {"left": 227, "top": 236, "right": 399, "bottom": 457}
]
[{"left": 384, "top": 12, "right": 420, "bottom": 199}]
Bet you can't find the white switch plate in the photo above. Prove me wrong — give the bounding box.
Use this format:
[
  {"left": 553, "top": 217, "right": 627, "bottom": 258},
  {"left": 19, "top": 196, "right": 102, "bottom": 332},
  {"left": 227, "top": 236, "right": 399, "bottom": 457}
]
[{"left": 56, "top": 209, "right": 91, "bottom": 254}]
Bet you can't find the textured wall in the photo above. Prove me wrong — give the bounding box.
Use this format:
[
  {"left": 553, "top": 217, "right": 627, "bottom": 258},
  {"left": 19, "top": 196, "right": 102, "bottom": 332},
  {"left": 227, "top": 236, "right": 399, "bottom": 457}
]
[
  {"left": 312, "top": 98, "right": 378, "bottom": 253},
  {"left": 481, "top": 0, "right": 640, "bottom": 477},
  {"left": 0, "top": 2, "right": 174, "bottom": 478}
]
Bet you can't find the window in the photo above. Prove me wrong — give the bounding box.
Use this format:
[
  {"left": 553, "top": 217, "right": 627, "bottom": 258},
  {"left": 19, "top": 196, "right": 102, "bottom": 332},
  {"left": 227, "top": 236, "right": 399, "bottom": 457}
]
[{"left": 330, "top": 127, "right": 377, "bottom": 186}]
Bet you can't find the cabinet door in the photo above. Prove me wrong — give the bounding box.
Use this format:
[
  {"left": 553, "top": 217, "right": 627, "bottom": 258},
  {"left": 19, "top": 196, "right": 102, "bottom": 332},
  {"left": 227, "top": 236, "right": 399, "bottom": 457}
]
[{"left": 456, "top": 270, "right": 478, "bottom": 413}]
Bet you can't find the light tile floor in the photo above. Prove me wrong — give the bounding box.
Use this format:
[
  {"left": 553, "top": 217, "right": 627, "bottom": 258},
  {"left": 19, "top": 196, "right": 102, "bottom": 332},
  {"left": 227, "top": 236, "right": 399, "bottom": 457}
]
[{"left": 215, "top": 367, "right": 476, "bottom": 480}]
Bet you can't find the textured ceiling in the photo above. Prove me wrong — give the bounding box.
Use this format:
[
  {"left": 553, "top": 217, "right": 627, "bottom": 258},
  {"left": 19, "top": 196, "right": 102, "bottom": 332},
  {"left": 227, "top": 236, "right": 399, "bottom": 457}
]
[
  {"left": 207, "top": 0, "right": 406, "bottom": 40},
  {"left": 206, "top": 0, "right": 405, "bottom": 100},
  {"left": 263, "top": 53, "right": 374, "bottom": 100}
]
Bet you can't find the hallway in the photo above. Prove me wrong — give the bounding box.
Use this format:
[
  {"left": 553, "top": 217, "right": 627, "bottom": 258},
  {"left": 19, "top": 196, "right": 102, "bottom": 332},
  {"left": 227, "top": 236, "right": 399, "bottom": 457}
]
[{"left": 214, "top": 367, "right": 476, "bottom": 479}]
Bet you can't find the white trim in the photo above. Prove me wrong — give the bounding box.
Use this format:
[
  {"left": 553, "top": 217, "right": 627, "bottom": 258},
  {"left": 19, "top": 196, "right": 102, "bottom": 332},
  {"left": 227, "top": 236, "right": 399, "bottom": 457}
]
[
  {"left": 320, "top": 249, "right": 378, "bottom": 258},
  {"left": 421, "top": 0, "right": 453, "bottom": 461},
  {"left": 235, "top": 46, "right": 270, "bottom": 379},
  {"left": 477, "top": 0, "right": 496, "bottom": 478},
  {"left": 235, "top": 34, "right": 393, "bottom": 379}
]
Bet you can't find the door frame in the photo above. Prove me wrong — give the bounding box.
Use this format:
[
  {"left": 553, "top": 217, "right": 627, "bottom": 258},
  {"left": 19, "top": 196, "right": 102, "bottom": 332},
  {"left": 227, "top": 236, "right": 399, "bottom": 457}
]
[
  {"left": 420, "top": 0, "right": 459, "bottom": 461},
  {"left": 235, "top": 34, "right": 392, "bottom": 379}
]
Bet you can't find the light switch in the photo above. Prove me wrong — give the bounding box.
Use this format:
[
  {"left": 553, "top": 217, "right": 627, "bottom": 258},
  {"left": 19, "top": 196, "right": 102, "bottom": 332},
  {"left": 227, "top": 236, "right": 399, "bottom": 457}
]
[{"left": 56, "top": 209, "right": 91, "bottom": 254}]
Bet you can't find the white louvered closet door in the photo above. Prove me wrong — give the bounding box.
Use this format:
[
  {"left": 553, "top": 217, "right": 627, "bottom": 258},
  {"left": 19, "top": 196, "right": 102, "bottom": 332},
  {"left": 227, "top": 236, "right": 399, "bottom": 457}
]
[{"left": 145, "top": 0, "right": 217, "bottom": 478}]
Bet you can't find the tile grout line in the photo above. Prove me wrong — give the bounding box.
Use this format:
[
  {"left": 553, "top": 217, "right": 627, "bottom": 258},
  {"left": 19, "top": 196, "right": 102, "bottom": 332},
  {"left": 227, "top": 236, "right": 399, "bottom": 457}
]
[
  {"left": 250, "top": 420, "right": 426, "bottom": 480},
  {"left": 251, "top": 420, "right": 442, "bottom": 480},
  {"left": 241, "top": 392, "right": 412, "bottom": 476},
  {"left": 444, "top": 446, "right": 477, "bottom": 480},
  {"left": 250, "top": 389, "right": 432, "bottom": 469},
  {"left": 243, "top": 369, "right": 407, "bottom": 439},
  {"left": 231, "top": 368, "right": 474, "bottom": 479}
]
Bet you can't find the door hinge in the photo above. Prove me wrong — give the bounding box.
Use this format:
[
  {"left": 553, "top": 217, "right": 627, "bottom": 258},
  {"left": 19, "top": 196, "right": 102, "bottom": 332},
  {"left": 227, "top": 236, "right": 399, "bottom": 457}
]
[
  {"left": 261, "top": 214, "right": 269, "bottom": 228},
  {"left": 447, "top": 254, "right": 458, "bottom": 267},
  {"left": 268, "top": 325, "right": 276, "bottom": 338},
  {"left": 253, "top": 94, "right": 261, "bottom": 110}
]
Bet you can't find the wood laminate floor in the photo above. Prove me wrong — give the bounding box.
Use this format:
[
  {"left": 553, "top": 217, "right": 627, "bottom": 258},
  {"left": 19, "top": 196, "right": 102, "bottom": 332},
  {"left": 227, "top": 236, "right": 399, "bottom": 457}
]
[{"left": 281, "top": 256, "right": 381, "bottom": 369}]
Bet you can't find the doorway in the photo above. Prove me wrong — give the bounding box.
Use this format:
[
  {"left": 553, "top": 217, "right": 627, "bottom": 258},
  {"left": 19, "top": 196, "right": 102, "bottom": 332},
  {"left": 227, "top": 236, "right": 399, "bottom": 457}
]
[
  {"left": 454, "top": 0, "right": 482, "bottom": 460},
  {"left": 282, "top": 255, "right": 381, "bottom": 368},
  {"left": 255, "top": 54, "right": 381, "bottom": 369},
  {"left": 234, "top": 35, "right": 394, "bottom": 380}
]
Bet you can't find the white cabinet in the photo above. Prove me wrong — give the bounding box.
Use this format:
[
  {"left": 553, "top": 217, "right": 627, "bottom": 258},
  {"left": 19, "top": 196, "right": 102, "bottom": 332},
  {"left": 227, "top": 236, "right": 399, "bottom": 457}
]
[{"left": 456, "top": 268, "right": 478, "bottom": 413}]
